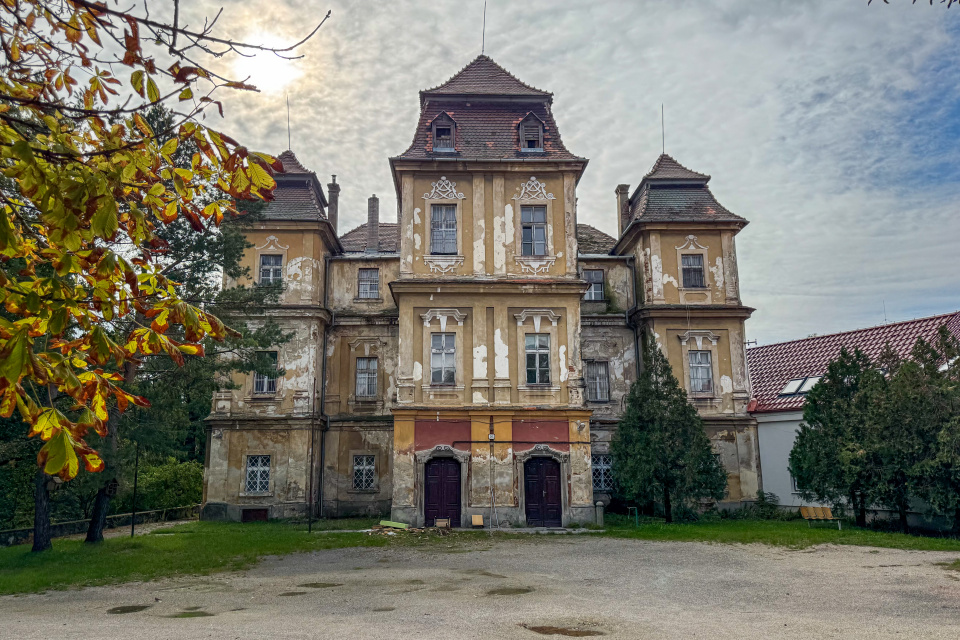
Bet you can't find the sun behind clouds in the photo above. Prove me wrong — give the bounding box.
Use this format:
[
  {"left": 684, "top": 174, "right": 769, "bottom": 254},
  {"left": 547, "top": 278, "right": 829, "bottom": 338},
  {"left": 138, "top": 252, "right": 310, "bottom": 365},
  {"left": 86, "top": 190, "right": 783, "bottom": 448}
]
[{"left": 231, "top": 31, "right": 305, "bottom": 94}]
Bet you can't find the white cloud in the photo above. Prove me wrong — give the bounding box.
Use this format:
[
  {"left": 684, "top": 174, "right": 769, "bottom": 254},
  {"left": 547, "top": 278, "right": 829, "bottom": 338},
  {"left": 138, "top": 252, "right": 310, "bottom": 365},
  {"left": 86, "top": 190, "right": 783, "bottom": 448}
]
[{"left": 189, "top": 0, "right": 960, "bottom": 344}]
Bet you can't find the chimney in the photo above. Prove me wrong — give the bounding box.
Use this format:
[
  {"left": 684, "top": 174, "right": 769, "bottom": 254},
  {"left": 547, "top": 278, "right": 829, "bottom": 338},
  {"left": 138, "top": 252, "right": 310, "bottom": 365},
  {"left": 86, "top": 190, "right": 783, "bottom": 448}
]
[
  {"left": 366, "top": 194, "right": 379, "bottom": 253},
  {"left": 327, "top": 175, "right": 340, "bottom": 234},
  {"left": 615, "top": 184, "right": 630, "bottom": 237}
]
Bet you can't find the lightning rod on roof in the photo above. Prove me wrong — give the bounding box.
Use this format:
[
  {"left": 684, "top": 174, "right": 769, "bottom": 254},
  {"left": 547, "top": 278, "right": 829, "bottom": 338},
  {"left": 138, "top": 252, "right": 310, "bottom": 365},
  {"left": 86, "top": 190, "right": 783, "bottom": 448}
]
[
  {"left": 482, "top": 1, "right": 487, "bottom": 55},
  {"left": 286, "top": 93, "right": 292, "bottom": 151},
  {"left": 661, "top": 103, "right": 665, "bottom": 154}
]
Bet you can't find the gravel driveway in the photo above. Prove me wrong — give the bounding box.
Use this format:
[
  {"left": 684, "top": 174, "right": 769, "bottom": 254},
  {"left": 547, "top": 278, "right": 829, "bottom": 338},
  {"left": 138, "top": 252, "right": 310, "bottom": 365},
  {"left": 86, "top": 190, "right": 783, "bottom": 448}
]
[{"left": 3, "top": 536, "right": 960, "bottom": 639}]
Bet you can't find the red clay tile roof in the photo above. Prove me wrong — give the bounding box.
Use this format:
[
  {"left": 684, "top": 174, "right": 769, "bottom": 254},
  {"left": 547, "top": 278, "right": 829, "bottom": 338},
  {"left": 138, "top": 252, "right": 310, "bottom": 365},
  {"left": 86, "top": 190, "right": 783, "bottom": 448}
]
[
  {"left": 641, "top": 154, "right": 710, "bottom": 183},
  {"left": 626, "top": 154, "right": 745, "bottom": 225},
  {"left": 421, "top": 55, "right": 551, "bottom": 101},
  {"left": 339, "top": 223, "right": 399, "bottom": 253},
  {"left": 262, "top": 150, "right": 329, "bottom": 221},
  {"left": 747, "top": 312, "right": 960, "bottom": 413},
  {"left": 577, "top": 224, "right": 616, "bottom": 254},
  {"left": 397, "top": 101, "right": 580, "bottom": 161}
]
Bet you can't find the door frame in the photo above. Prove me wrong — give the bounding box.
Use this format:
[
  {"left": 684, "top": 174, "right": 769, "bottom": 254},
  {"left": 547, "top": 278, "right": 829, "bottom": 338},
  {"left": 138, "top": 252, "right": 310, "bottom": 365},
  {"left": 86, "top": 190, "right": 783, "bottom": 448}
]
[
  {"left": 414, "top": 444, "right": 469, "bottom": 528},
  {"left": 516, "top": 444, "right": 570, "bottom": 527}
]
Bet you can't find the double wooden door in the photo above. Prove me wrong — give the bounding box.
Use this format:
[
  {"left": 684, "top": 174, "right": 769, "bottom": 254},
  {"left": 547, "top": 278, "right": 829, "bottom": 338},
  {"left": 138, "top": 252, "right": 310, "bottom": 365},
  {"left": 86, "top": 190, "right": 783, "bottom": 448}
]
[
  {"left": 424, "top": 458, "right": 461, "bottom": 527},
  {"left": 524, "top": 457, "right": 562, "bottom": 527}
]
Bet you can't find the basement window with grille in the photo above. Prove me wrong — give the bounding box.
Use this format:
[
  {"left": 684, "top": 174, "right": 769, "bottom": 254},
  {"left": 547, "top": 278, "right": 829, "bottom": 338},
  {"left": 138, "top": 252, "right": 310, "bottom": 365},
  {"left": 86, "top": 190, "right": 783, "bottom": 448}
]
[{"left": 592, "top": 454, "right": 613, "bottom": 492}]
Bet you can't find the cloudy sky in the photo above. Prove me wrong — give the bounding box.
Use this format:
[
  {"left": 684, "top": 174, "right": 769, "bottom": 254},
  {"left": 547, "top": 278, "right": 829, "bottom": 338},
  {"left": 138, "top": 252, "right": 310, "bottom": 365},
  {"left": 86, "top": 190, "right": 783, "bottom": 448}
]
[{"left": 180, "top": 0, "right": 959, "bottom": 345}]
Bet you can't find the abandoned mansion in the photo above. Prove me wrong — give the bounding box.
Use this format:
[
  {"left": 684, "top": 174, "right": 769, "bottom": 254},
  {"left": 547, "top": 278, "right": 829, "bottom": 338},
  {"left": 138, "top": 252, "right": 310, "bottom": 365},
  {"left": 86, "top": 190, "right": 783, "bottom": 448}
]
[{"left": 201, "top": 55, "right": 758, "bottom": 526}]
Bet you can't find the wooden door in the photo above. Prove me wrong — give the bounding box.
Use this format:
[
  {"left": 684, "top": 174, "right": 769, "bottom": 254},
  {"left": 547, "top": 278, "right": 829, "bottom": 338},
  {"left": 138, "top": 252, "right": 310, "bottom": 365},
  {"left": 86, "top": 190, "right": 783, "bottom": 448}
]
[
  {"left": 524, "top": 457, "right": 562, "bottom": 527},
  {"left": 424, "top": 458, "right": 461, "bottom": 527}
]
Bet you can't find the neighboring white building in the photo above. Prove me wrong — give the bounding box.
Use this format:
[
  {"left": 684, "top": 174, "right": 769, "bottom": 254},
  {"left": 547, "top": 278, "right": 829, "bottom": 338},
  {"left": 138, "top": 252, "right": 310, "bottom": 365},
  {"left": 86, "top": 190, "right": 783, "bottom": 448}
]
[{"left": 747, "top": 312, "right": 960, "bottom": 508}]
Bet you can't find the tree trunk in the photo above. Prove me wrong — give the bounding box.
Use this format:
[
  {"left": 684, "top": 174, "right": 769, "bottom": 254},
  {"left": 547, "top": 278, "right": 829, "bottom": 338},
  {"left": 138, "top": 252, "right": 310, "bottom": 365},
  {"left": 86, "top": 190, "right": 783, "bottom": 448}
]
[
  {"left": 898, "top": 501, "right": 910, "bottom": 535},
  {"left": 853, "top": 492, "right": 867, "bottom": 528},
  {"left": 85, "top": 486, "right": 111, "bottom": 543},
  {"left": 31, "top": 470, "right": 52, "bottom": 553},
  {"left": 953, "top": 505, "right": 960, "bottom": 536},
  {"left": 663, "top": 485, "right": 673, "bottom": 524}
]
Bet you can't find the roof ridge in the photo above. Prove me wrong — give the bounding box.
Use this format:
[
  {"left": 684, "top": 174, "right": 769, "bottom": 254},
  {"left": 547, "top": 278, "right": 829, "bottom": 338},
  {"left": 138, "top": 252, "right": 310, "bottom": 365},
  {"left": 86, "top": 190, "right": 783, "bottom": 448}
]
[
  {"left": 276, "top": 149, "right": 312, "bottom": 174},
  {"left": 748, "top": 311, "right": 960, "bottom": 352},
  {"left": 421, "top": 54, "right": 551, "bottom": 97},
  {"left": 642, "top": 153, "right": 710, "bottom": 182}
]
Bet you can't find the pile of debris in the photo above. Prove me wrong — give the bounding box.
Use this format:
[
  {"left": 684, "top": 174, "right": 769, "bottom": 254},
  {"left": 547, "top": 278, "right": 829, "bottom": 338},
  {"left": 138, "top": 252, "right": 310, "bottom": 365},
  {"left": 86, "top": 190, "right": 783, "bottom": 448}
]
[{"left": 367, "top": 520, "right": 451, "bottom": 536}]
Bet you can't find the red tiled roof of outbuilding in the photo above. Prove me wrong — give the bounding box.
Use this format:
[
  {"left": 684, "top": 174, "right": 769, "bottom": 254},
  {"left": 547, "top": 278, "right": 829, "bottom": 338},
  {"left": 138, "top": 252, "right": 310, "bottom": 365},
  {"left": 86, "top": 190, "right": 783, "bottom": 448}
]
[{"left": 747, "top": 312, "right": 960, "bottom": 413}]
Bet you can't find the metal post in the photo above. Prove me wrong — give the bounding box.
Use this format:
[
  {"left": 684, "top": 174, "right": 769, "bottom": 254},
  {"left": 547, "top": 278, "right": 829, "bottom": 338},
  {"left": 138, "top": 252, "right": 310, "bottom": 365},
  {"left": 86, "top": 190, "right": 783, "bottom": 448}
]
[{"left": 130, "top": 440, "right": 139, "bottom": 538}]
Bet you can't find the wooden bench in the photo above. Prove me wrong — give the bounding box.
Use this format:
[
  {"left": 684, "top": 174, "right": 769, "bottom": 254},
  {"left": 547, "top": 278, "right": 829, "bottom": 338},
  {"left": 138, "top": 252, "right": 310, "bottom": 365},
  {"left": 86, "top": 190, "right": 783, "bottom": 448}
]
[{"left": 800, "top": 506, "right": 842, "bottom": 530}]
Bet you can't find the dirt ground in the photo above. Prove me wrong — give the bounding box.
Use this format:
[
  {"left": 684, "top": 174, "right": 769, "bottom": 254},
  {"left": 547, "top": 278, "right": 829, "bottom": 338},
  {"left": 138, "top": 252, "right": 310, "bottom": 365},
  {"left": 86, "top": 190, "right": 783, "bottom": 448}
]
[{"left": 3, "top": 536, "right": 960, "bottom": 639}]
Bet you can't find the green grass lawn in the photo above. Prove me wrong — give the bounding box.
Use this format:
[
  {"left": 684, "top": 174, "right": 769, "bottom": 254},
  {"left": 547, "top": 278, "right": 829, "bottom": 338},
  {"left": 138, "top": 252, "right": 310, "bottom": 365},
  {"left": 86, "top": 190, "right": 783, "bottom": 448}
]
[
  {"left": 600, "top": 514, "right": 960, "bottom": 552},
  {"left": 3, "top": 517, "right": 959, "bottom": 596}
]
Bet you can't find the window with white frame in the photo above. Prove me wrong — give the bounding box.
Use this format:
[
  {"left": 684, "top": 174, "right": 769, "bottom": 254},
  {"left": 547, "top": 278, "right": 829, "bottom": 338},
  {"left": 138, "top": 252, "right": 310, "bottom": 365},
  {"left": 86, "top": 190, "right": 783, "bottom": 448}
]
[
  {"left": 592, "top": 454, "right": 613, "bottom": 491},
  {"left": 253, "top": 351, "right": 278, "bottom": 394},
  {"left": 521, "top": 206, "right": 547, "bottom": 256},
  {"left": 358, "top": 268, "right": 379, "bottom": 299},
  {"left": 681, "top": 254, "right": 706, "bottom": 289},
  {"left": 430, "top": 333, "right": 456, "bottom": 385},
  {"left": 584, "top": 269, "right": 604, "bottom": 301},
  {"left": 430, "top": 204, "right": 457, "bottom": 255},
  {"left": 356, "top": 357, "right": 377, "bottom": 398},
  {"left": 525, "top": 333, "right": 551, "bottom": 385},
  {"left": 585, "top": 361, "right": 611, "bottom": 402},
  {"left": 245, "top": 454, "right": 271, "bottom": 493},
  {"left": 353, "top": 455, "right": 376, "bottom": 490},
  {"left": 688, "top": 350, "right": 713, "bottom": 393},
  {"left": 259, "top": 254, "right": 283, "bottom": 285}
]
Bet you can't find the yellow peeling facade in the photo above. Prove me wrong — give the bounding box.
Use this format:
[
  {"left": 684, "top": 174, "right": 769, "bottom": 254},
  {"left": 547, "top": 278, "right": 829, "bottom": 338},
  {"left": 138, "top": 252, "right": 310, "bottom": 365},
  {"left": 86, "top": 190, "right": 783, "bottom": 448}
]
[{"left": 201, "top": 55, "right": 759, "bottom": 525}]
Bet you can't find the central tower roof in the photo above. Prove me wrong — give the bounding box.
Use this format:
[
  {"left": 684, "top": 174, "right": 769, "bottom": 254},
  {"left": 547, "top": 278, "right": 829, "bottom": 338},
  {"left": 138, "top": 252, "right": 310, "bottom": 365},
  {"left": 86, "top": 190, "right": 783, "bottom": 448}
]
[{"left": 420, "top": 55, "right": 552, "bottom": 103}]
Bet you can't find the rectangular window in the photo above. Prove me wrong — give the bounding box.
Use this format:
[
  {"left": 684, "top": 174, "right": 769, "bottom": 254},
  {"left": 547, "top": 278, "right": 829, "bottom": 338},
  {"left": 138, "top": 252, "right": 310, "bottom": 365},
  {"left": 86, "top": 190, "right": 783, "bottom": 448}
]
[
  {"left": 592, "top": 454, "right": 613, "bottom": 492},
  {"left": 244, "top": 454, "right": 271, "bottom": 493},
  {"left": 585, "top": 361, "right": 611, "bottom": 402},
  {"left": 259, "top": 254, "right": 283, "bottom": 285},
  {"left": 430, "top": 333, "right": 456, "bottom": 385},
  {"left": 434, "top": 126, "right": 453, "bottom": 150},
  {"left": 689, "top": 350, "right": 713, "bottom": 393},
  {"left": 430, "top": 204, "right": 457, "bottom": 255},
  {"left": 358, "top": 268, "right": 379, "bottom": 299},
  {"left": 253, "top": 351, "right": 278, "bottom": 395},
  {"left": 353, "top": 455, "right": 376, "bottom": 490},
  {"left": 521, "top": 206, "right": 548, "bottom": 256},
  {"left": 522, "top": 123, "right": 543, "bottom": 151},
  {"left": 525, "top": 333, "right": 551, "bottom": 385},
  {"left": 681, "top": 254, "right": 706, "bottom": 289},
  {"left": 355, "top": 357, "right": 378, "bottom": 398},
  {"left": 583, "top": 270, "right": 604, "bottom": 301}
]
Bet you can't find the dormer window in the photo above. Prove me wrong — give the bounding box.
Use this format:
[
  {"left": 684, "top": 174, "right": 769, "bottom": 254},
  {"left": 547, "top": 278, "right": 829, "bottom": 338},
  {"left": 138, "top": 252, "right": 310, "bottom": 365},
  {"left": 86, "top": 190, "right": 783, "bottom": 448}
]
[
  {"left": 519, "top": 115, "right": 543, "bottom": 152},
  {"left": 431, "top": 114, "right": 455, "bottom": 153}
]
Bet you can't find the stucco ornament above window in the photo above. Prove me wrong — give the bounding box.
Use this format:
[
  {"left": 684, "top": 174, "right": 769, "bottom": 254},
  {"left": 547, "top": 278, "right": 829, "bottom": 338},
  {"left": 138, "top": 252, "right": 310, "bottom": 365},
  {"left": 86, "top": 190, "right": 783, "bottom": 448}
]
[
  {"left": 421, "top": 308, "right": 468, "bottom": 331},
  {"left": 514, "top": 308, "right": 561, "bottom": 331},
  {"left": 675, "top": 235, "right": 708, "bottom": 251},
  {"left": 512, "top": 176, "right": 555, "bottom": 201},
  {"left": 678, "top": 330, "right": 720, "bottom": 350},
  {"left": 255, "top": 235, "right": 290, "bottom": 251},
  {"left": 423, "top": 176, "right": 464, "bottom": 200}
]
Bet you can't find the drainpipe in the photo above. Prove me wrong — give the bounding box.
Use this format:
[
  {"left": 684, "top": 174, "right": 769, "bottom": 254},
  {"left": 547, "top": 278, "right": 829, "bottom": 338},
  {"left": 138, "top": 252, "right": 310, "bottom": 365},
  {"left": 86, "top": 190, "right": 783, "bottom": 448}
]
[
  {"left": 626, "top": 255, "right": 642, "bottom": 380},
  {"left": 317, "top": 254, "right": 334, "bottom": 518}
]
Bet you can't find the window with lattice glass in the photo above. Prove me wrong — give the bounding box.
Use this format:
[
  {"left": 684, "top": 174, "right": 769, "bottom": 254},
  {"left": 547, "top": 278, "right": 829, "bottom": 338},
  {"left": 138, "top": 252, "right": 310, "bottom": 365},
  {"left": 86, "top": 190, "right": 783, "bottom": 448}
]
[
  {"left": 583, "top": 269, "right": 604, "bottom": 301},
  {"left": 585, "top": 361, "right": 610, "bottom": 402},
  {"left": 689, "top": 350, "right": 713, "bottom": 393},
  {"left": 353, "top": 455, "right": 376, "bottom": 490},
  {"left": 525, "top": 333, "right": 551, "bottom": 385},
  {"left": 356, "top": 357, "right": 377, "bottom": 398},
  {"left": 358, "top": 268, "right": 379, "bottom": 299},
  {"left": 253, "top": 351, "right": 278, "bottom": 394},
  {"left": 592, "top": 454, "right": 613, "bottom": 492},
  {"left": 681, "top": 254, "right": 706, "bottom": 288},
  {"left": 259, "top": 254, "right": 283, "bottom": 285},
  {"left": 245, "top": 455, "right": 271, "bottom": 493},
  {"left": 431, "top": 333, "right": 456, "bottom": 385},
  {"left": 521, "top": 206, "right": 547, "bottom": 256},
  {"left": 430, "top": 204, "right": 457, "bottom": 255}
]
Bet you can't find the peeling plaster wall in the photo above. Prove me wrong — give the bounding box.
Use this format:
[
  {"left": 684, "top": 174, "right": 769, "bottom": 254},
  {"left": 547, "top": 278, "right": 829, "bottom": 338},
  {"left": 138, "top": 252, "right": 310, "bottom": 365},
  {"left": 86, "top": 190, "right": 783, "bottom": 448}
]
[{"left": 329, "top": 257, "right": 400, "bottom": 315}]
